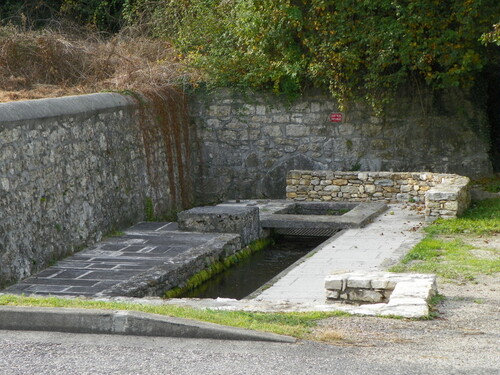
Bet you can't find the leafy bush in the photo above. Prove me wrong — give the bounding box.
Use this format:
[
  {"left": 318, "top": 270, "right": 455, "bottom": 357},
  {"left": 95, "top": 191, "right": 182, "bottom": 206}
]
[
  {"left": 125, "top": 0, "right": 500, "bottom": 107},
  {"left": 0, "top": 0, "right": 125, "bottom": 32}
]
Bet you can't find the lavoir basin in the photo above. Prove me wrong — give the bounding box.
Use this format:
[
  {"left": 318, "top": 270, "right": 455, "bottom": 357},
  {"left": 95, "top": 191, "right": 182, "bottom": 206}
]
[
  {"left": 3, "top": 200, "right": 387, "bottom": 300},
  {"left": 179, "top": 235, "right": 330, "bottom": 299}
]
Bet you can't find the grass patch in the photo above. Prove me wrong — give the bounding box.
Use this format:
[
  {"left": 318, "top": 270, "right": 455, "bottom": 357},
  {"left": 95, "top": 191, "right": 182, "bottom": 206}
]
[
  {"left": 390, "top": 198, "right": 499, "bottom": 282},
  {"left": 473, "top": 175, "right": 500, "bottom": 193},
  {"left": 0, "top": 294, "right": 348, "bottom": 339},
  {"left": 390, "top": 236, "right": 498, "bottom": 281},
  {"left": 425, "top": 198, "right": 500, "bottom": 236}
]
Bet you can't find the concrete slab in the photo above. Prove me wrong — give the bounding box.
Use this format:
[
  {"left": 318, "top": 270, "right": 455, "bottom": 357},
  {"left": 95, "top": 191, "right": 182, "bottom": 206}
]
[
  {"left": 2, "top": 203, "right": 428, "bottom": 318},
  {"left": 253, "top": 204, "right": 425, "bottom": 304}
]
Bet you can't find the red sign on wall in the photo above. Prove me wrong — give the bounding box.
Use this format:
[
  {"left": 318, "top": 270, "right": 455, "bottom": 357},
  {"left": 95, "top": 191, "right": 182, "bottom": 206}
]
[{"left": 329, "top": 113, "right": 343, "bottom": 122}]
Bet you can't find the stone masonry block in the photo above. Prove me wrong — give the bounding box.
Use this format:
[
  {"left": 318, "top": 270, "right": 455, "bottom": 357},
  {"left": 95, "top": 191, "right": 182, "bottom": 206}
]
[
  {"left": 325, "top": 275, "right": 345, "bottom": 291},
  {"left": 426, "top": 190, "right": 458, "bottom": 201},
  {"left": 177, "top": 206, "right": 260, "bottom": 247},
  {"left": 326, "top": 290, "right": 340, "bottom": 299},
  {"left": 286, "top": 124, "right": 309, "bottom": 137},
  {"left": 370, "top": 278, "right": 391, "bottom": 290},
  {"left": 346, "top": 277, "right": 371, "bottom": 289},
  {"left": 348, "top": 289, "right": 385, "bottom": 303}
]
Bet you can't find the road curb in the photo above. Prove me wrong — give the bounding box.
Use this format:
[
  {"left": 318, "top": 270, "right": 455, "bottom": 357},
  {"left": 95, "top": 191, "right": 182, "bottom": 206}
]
[{"left": 0, "top": 306, "right": 296, "bottom": 343}]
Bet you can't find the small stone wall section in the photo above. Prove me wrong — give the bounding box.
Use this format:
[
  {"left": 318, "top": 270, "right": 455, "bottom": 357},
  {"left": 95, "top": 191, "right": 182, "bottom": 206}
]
[
  {"left": 286, "top": 170, "right": 470, "bottom": 220},
  {"left": 177, "top": 206, "right": 261, "bottom": 246},
  {"left": 325, "top": 271, "right": 437, "bottom": 318}
]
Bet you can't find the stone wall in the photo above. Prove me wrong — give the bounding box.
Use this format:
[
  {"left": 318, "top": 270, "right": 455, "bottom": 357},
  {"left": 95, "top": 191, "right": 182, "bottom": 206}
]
[
  {"left": 0, "top": 92, "right": 193, "bottom": 287},
  {"left": 286, "top": 170, "right": 470, "bottom": 220},
  {"left": 0, "top": 85, "right": 492, "bottom": 286},
  {"left": 190, "top": 88, "right": 492, "bottom": 202}
]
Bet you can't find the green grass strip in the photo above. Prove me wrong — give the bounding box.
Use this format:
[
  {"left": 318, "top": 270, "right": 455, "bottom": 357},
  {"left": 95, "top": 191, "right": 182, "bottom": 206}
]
[
  {"left": 425, "top": 198, "right": 500, "bottom": 236},
  {"left": 0, "top": 294, "right": 348, "bottom": 338},
  {"left": 390, "top": 237, "right": 499, "bottom": 281},
  {"left": 391, "top": 198, "right": 500, "bottom": 281}
]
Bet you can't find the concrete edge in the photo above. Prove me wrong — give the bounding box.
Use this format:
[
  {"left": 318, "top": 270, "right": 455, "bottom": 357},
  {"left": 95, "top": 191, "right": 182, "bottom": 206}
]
[
  {"left": 0, "top": 306, "right": 296, "bottom": 343},
  {"left": 98, "top": 233, "right": 242, "bottom": 297},
  {"left": 0, "top": 92, "right": 136, "bottom": 123}
]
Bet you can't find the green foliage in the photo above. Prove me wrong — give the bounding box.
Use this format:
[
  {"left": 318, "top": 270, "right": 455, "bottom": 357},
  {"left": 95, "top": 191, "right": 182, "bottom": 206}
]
[
  {"left": 125, "top": 0, "right": 500, "bottom": 108},
  {"left": 59, "top": 0, "right": 126, "bottom": 32},
  {"left": 481, "top": 22, "right": 500, "bottom": 46},
  {"left": 0, "top": 0, "right": 125, "bottom": 32}
]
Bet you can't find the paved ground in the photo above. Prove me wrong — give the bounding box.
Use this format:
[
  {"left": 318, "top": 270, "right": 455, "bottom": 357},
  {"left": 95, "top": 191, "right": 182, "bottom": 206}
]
[
  {"left": 2, "top": 222, "right": 226, "bottom": 297},
  {"left": 254, "top": 204, "right": 425, "bottom": 303},
  {"left": 3, "top": 203, "right": 426, "bottom": 306},
  {"left": 1, "top": 318, "right": 498, "bottom": 375}
]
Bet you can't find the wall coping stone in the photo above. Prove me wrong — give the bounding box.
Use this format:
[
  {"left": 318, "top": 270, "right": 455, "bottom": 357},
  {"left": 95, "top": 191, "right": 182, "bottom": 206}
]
[{"left": 0, "top": 93, "right": 135, "bottom": 123}]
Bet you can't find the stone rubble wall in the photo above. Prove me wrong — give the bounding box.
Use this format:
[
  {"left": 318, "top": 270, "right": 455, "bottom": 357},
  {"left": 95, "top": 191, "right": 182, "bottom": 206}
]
[
  {"left": 286, "top": 170, "right": 470, "bottom": 220},
  {"left": 0, "top": 86, "right": 490, "bottom": 286},
  {"left": 190, "top": 87, "right": 492, "bottom": 202},
  {"left": 0, "top": 93, "right": 193, "bottom": 287}
]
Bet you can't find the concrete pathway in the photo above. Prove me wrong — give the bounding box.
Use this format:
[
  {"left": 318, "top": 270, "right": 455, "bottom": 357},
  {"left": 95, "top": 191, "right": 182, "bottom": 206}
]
[{"left": 254, "top": 204, "right": 425, "bottom": 304}]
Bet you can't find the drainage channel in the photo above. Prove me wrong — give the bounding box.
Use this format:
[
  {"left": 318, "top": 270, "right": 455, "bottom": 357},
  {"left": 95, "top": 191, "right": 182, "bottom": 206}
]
[{"left": 179, "top": 235, "right": 330, "bottom": 300}]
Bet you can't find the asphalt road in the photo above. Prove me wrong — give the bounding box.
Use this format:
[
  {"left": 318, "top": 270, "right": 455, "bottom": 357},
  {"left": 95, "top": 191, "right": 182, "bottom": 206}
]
[{"left": 0, "top": 330, "right": 496, "bottom": 375}]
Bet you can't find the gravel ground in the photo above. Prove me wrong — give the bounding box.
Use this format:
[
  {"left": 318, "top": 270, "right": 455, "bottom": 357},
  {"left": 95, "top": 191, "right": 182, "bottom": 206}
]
[
  {"left": 0, "top": 278, "right": 498, "bottom": 374},
  {"left": 314, "top": 274, "right": 500, "bottom": 373}
]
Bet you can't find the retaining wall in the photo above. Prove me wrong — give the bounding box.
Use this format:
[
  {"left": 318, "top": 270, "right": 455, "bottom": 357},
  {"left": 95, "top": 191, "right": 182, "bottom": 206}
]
[
  {"left": 0, "top": 92, "right": 193, "bottom": 287},
  {"left": 190, "top": 88, "right": 491, "bottom": 202},
  {"left": 0, "top": 86, "right": 491, "bottom": 286}
]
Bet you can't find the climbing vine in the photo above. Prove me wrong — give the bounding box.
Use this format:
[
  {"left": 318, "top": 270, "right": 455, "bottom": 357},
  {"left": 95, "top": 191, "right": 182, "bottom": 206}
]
[{"left": 132, "top": 87, "right": 193, "bottom": 218}]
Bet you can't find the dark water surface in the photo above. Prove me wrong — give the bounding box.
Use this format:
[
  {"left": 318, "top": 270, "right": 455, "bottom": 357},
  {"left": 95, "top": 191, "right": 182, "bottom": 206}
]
[{"left": 180, "top": 235, "right": 329, "bottom": 300}]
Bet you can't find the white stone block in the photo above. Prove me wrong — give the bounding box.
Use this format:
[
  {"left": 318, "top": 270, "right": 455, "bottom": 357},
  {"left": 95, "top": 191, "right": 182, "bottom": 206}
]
[
  {"left": 379, "top": 304, "right": 429, "bottom": 318},
  {"left": 371, "top": 278, "right": 390, "bottom": 290},
  {"left": 391, "top": 281, "right": 435, "bottom": 301},
  {"left": 346, "top": 277, "right": 371, "bottom": 289},
  {"left": 325, "top": 275, "right": 344, "bottom": 290},
  {"left": 387, "top": 297, "right": 427, "bottom": 307}
]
